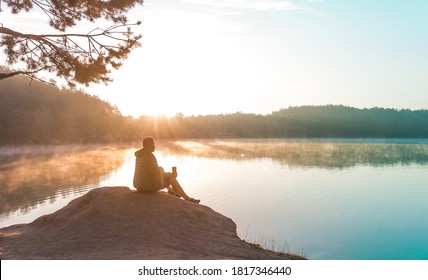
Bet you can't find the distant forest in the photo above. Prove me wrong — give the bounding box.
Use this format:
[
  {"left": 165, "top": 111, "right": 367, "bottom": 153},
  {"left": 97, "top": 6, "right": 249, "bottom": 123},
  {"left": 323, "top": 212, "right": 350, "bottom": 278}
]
[{"left": 1, "top": 76, "right": 428, "bottom": 144}]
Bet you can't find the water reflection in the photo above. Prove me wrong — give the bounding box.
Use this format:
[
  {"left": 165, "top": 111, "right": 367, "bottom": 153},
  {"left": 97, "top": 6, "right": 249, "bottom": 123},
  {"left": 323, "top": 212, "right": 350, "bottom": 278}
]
[
  {"left": 160, "top": 139, "right": 428, "bottom": 168},
  {"left": 1, "top": 139, "right": 428, "bottom": 232},
  {"left": 0, "top": 145, "right": 126, "bottom": 218}
]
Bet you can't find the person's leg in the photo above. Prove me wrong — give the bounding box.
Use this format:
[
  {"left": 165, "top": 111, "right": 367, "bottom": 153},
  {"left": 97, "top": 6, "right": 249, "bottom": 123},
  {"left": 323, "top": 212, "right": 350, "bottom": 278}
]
[
  {"left": 163, "top": 173, "right": 178, "bottom": 195},
  {"left": 170, "top": 177, "right": 200, "bottom": 203},
  {"left": 166, "top": 186, "right": 174, "bottom": 193},
  {"left": 166, "top": 185, "right": 180, "bottom": 197}
]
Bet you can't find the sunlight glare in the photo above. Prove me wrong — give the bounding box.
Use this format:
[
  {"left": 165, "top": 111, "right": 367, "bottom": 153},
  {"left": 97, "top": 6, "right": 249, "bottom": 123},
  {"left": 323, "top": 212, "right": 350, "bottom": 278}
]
[{"left": 88, "top": 6, "right": 268, "bottom": 117}]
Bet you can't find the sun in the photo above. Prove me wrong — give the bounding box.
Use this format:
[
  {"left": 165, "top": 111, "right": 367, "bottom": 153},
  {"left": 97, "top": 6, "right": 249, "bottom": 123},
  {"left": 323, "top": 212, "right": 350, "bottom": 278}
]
[{"left": 87, "top": 4, "right": 267, "bottom": 118}]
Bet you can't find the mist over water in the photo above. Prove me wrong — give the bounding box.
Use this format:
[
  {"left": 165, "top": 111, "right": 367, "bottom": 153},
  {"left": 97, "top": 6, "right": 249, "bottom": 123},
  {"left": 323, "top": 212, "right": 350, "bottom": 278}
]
[
  {"left": 0, "top": 145, "right": 127, "bottom": 223},
  {"left": 1, "top": 139, "right": 428, "bottom": 259}
]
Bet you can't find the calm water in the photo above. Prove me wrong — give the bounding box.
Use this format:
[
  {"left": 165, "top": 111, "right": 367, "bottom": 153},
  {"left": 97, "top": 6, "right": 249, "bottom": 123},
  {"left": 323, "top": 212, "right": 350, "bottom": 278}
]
[{"left": 1, "top": 139, "right": 428, "bottom": 259}]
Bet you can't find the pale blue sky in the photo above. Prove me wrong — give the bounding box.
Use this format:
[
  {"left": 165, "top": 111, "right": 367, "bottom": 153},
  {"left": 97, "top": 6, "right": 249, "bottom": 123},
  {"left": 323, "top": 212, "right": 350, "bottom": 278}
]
[{"left": 3, "top": 0, "right": 428, "bottom": 116}]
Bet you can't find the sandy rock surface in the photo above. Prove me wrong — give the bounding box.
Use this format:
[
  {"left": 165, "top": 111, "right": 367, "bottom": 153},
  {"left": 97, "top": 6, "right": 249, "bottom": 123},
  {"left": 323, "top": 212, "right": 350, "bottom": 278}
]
[{"left": 0, "top": 187, "right": 301, "bottom": 260}]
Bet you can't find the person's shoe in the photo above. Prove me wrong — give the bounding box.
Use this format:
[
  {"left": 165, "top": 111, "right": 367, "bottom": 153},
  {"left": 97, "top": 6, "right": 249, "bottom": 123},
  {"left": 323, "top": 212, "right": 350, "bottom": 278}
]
[{"left": 188, "top": 198, "right": 200, "bottom": 204}]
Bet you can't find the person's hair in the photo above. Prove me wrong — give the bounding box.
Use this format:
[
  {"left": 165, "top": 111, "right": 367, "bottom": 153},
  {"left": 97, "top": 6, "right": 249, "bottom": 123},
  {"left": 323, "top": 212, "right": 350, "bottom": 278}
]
[{"left": 143, "top": 136, "right": 155, "bottom": 148}]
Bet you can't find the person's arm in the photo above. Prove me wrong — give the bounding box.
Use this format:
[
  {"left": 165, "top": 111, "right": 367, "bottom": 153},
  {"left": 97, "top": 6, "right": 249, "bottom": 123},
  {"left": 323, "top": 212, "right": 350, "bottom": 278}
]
[{"left": 147, "top": 154, "right": 163, "bottom": 187}]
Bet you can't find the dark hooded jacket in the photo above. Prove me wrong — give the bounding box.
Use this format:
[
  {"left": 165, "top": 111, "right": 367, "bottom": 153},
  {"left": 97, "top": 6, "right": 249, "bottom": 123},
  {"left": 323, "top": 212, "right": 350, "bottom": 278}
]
[{"left": 133, "top": 148, "right": 163, "bottom": 192}]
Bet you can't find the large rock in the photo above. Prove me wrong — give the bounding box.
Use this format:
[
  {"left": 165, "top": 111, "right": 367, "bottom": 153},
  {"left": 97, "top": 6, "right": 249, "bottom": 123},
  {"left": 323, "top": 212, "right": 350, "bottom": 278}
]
[{"left": 0, "top": 187, "right": 302, "bottom": 259}]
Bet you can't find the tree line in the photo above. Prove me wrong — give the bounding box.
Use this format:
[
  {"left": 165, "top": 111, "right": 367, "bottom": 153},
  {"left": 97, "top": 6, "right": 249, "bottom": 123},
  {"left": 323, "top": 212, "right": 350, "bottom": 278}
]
[
  {"left": 181, "top": 107, "right": 428, "bottom": 139},
  {"left": 0, "top": 75, "right": 124, "bottom": 144},
  {"left": 1, "top": 76, "right": 427, "bottom": 144}
]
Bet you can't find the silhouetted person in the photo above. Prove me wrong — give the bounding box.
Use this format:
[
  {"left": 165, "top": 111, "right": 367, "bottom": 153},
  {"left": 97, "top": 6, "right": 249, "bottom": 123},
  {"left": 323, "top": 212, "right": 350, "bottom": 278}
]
[{"left": 133, "top": 136, "right": 200, "bottom": 203}]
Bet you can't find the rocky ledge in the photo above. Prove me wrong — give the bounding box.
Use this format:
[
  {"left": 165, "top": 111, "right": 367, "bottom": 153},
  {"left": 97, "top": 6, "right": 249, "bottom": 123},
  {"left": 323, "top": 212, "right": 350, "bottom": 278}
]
[{"left": 0, "top": 187, "right": 303, "bottom": 260}]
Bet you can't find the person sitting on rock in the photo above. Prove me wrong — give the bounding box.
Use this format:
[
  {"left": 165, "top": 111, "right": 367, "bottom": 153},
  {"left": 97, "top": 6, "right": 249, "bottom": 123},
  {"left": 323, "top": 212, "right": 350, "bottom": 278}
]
[{"left": 133, "top": 136, "right": 200, "bottom": 204}]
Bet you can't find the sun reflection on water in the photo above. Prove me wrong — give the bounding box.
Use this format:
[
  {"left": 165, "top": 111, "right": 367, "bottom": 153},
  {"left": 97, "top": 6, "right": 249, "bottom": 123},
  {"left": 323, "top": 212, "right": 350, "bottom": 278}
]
[{"left": 1, "top": 140, "right": 428, "bottom": 259}]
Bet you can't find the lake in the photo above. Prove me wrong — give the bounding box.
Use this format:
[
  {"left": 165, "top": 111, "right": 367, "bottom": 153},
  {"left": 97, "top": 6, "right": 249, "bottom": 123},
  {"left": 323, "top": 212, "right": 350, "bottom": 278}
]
[{"left": 1, "top": 139, "right": 428, "bottom": 260}]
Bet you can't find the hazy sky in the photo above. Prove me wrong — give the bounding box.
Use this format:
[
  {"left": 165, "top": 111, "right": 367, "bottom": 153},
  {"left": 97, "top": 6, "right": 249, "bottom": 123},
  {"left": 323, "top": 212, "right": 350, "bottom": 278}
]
[{"left": 4, "top": 0, "right": 428, "bottom": 117}]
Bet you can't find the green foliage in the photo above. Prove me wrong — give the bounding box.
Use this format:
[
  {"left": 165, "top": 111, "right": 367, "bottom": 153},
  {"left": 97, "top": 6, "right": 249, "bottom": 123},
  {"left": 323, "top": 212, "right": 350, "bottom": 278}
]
[
  {"left": 179, "top": 105, "right": 428, "bottom": 139},
  {"left": 0, "top": 0, "right": 143, "bottom": 86},
  {"left": 1, "top": 76, "right": 427, "bottom": 144},
  {"left": 0, "top": 73, "right": 123, "bottom": 144},
  {"left": 269, "top": 105, "right": 428, "bottom": 138},
  {"left": 4, "top": 0, "right": 144, "bottom": 31}
]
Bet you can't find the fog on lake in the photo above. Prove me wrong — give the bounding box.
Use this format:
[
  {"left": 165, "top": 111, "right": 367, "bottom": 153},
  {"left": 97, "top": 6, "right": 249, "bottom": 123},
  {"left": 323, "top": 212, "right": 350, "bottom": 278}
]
[{"left": 1, "top": 139, "right": 428, "bottom": 259}]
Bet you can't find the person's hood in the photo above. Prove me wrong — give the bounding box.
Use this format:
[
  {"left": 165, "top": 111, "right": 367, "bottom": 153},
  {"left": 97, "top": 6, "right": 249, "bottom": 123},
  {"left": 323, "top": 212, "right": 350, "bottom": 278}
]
[{"left": 135, "top": 148, "right": 145, "bottom": 158}]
